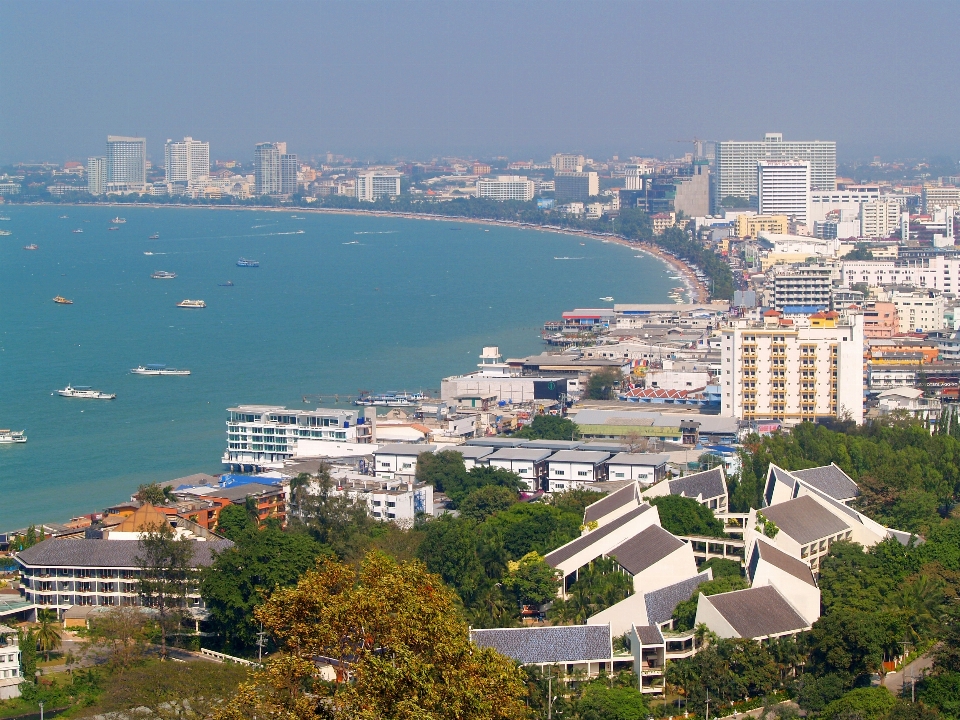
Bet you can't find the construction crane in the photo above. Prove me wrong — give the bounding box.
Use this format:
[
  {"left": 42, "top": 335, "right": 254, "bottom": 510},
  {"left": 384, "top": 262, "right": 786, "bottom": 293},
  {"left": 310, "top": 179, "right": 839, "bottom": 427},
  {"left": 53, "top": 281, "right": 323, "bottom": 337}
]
[{"left": 672, "top": 137, "right": 707, "bottom": 158}]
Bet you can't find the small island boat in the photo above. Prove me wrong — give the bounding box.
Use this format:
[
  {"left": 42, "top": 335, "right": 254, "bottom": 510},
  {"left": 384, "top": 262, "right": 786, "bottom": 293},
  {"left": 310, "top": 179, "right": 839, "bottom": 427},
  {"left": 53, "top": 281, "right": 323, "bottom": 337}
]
[
  {"left": 111, "top": 217, "right": 126, "bottom": 224},
  {"left": 218, "top": 281, "right": 234, "bottom": 287},
  {"left": 177, "top": 299, "right": 206, "bottom": 308},
  {"left": 0, "top": 230, "right": 10, "bottom": 236},
  {"left": 237, "top": 258, "right": 260, "bottom": 267},
  {"left": 0, "top": 216, "right": 10, "bottom": 221},
  {"left": 72, "top": 228, "right": 83, "bottom": 234},
  {"left": 57, "top": 384, "right": 115, "bottom": 399},
  {"left": 53, "top": 296, "right": 73, "bottom": 305},
  {"left": 131, "top": 364, "right": 191, "bottom": 376},
  {"left": 599, "top": 296, "right": 614, "bottom": 302},
  {"left": 151, "top": 271, "right": 177, "bottom": 279},
  {"left": 0, "top": 430, "right": 27, "bottom": 444},
  {"left": 59, "top": 215, "right": 69, "bottom": 219},
  {"left": 149, "top": 233, "right": 160, "bottom": 239},
  {"left": 24, "top": 244, "right": 38, "bottom": 250}
]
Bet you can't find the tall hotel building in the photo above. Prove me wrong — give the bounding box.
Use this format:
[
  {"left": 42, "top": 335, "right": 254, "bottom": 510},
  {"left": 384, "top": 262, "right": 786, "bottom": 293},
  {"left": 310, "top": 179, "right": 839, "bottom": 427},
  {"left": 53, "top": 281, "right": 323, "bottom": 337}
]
[
  {"left": 758, "top": 160, "right": 811, "bottom": 224},
  {"left": 86, "top": 156, "right": 107, "bottom": 195},
  {"left": 106, "top": 136, "right": 147, "bottom": 191},
  {"left": 164, "top": 137, "right": 210, "bottom": 185},
  {"left": 476, "top": 176, "right": 535, "bottom": 202},
  {"left": 280, "top": 153, "right": 299, "bottom": 195},
  {"left": 720, "top": 311, "right": 864, "bottom": 425},
  {"left": 254, "top": 143, "right": 281, "bottom": 195},
  {"left": 356, "top": 172, "right": 401, "bottom": 202},
  {"left": 715, "top": 133, "right": 835, "bottom": 209}
]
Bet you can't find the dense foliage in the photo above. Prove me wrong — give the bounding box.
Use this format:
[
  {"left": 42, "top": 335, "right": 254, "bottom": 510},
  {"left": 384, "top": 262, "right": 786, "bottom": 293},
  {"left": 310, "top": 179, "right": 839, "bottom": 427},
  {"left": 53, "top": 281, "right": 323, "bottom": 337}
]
[
  {"left": 670, "top": 575, "right": 750, "bottom": 631},
  {"left": 648, "top": 494, "right": 727, "bottom": 538},
  {"left": 513, "top": 414, "right": 580, "bottom": 440},
  {"left": 416, "top": 450, "right": 525, "bottom": 505},
  {"left": 549, "top": 557, "right": 634, "bottom": 624}
]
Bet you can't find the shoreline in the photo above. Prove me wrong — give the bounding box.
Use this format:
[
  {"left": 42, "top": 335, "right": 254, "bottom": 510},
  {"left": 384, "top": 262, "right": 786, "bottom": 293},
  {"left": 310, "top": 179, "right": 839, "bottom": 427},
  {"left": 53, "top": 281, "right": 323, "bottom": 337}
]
[{"left": 14, "top": 200, "right": 710, "bottom": 303}]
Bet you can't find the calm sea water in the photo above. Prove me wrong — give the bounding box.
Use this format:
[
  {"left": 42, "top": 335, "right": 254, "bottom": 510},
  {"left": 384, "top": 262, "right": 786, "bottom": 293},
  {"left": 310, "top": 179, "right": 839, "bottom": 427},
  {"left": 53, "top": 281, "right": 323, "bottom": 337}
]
[{"left": 0, "top": 205, "right": 677, "bottom": 529}]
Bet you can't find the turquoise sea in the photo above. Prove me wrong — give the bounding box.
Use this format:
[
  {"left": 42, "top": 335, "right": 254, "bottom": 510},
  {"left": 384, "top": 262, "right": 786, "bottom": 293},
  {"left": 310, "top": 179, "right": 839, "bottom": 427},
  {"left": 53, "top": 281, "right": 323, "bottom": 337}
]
[{"left": 0, "top": 205, "right": 676, "bottom": 529}]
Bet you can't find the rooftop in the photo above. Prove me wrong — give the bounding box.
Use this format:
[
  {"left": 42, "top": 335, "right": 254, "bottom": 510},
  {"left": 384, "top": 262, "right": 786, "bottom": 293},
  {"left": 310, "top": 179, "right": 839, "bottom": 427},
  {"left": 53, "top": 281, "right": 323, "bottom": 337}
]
[
  {"left": 644, "top": 572, "right": 712, "bottom": 626},
  {"left": 760, "top": 495, "right": 850, "bottom": 545},
  {"left": 547, "top": 450, "right": 611, "bottom": 464},
  {"left": 546, "top": 504, "right": 653, "bottom": 567},
  {"left": 667, "top": 467, "right": 726, "bottom": 501},
  {"left": 582, "top": 483, "right": 638, "bottom": 525},
  {"left": 608, "top": 525, "right": 685, "bottom": 575},
  {"left": 375, "top": 444, "right": 437, "bottom": 456},
  {"left": 749, "top": 539, "right": 817, "bottom": 588},
  {"left": 17, "top": 538, "right": 233, "bottom": 569},
  {"left": 487, "top": 448, "right": 554, "bottom": 462},
  {"left": 470, "top": 625, "right": 611, "bottom": 664},
  {"left": 704, "top": 585, "right": 810, "bottom": 639},
  {"left": 790, "top": 464, "right": 860, "bottom": 502},
  {"left": 608, "top": 452, "right": 670, "bottom": 467}
]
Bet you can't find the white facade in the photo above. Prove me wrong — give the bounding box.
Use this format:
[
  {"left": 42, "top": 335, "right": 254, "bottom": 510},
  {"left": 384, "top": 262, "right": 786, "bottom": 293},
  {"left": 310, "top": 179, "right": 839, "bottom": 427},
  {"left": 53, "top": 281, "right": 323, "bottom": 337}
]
[
  {"left": 809, "top": 188, "right": 882, "bottom": 224},
  {"left": 720, "top": 313, "right": 865, "bottom": 424},
  {"left": 374, "top": 444, "right": 436, "bottom": 479},
  {"left": 106, "top": 135, "right": 147, "bottom": 191},
  {"left": 606, "top": 453, "right": 668, "bottom": 484},
  {"left": 555, "top": 171, "right": 599, "bottom": 202},
  {"left": 552, "top": 153, "right": 585, "bottom": 171},
  {"left": 859, "top": 201, "right": 901, "bottom": 239},
  {"left": 840, "top": 255, "right": 960, "bottom": 294},
  {"left": 356, "top": 172, "right": 401, "bottom": 201},
  {"left": 0, "top": 626, "right": 19, "bottom": 700},
  {"left": 476, "top": 175, "right": 535, "bottom": 202},
  {"left": 254, "top": 142, "right": 281, "bottom": 195},
  {"left": 890, "top": 288, "right": 944, "bottom": 333},
  {"left": 87, "top": 156, "right": 107, "bottom": 195},
  {"left": 715, "top": 133, "right": 836, "bottom": 202},
  {"left": 280, "top": 154, "right": 298, "bottom": 195},
  {"left": 758, "top": 160, "right": 811, "bottom": 223},
  {"left": 546, "top": 451, "right": 610, "bottom": 492},
  {"left": 164, "top": 137, "right": 210, "bottom": 185}
]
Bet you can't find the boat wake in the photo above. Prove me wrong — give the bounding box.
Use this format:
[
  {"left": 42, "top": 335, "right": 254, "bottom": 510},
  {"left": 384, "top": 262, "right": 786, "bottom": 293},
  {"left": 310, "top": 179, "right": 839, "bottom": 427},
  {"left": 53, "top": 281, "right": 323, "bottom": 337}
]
[
  {"left": 343, "top": 241, "right": 361, "bottom": 245},
  {"left": 354, "top": 231, "right": 397, "bottom": 235},
  {"left": 273, "top": 230, "right": 306, "bottom": 235},
  {"left": 554, "top": 256, "right": 585, "bottom": 260}
]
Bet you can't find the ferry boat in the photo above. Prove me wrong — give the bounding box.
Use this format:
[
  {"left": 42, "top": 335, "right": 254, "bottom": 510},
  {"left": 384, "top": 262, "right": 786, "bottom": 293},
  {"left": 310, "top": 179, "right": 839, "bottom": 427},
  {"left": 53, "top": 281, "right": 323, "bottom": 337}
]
[
  {"left": 149, "top": 234, "right": 160, "bottom": 239},
  {"left": 355, "top": 391, "right": 426, "bottom": 407},
  {"left": 57, "top": 385, "right": 116, "bottom": 400},
  {"left": 131, "top": 364, "right": 191, "bottom": 376},
  {"left": 177, "top": 299, "right": 206, "bottom": 308},
  {"left": 53, "top": 296, "right": 73, "bottom": 305},
  {"left": 24, "top": 244, "right": 38, "bottom": 250},
  {"left": 237, "top": 258, "right": 260, "bottom": 267},
  {"left": 72, "top": 228, "right": 83, "bottom": 233},
  {"left": 151, "top": 271, "right": 177, "bottom": 279},
  {"left": 111, "top": 217, "right": 126, "bottom": 224},
  {"left": 0, "top": 429, "right": 26, "bottom": 444}
]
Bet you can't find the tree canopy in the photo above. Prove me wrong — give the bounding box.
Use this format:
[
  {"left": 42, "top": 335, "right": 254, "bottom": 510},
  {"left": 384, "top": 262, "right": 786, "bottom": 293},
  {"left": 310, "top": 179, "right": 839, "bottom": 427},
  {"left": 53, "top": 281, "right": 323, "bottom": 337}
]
[
  {"left": 648, "top": 494, "right": 726, "bottom": 538},
  {"left": 513, "top": 414, "right": 579, "bottom": 440}
]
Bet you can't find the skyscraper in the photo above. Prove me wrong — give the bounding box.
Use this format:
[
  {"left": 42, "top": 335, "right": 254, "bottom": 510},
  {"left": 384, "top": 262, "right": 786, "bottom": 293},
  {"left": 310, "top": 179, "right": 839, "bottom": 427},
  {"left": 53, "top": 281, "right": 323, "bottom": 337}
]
[
  {"left": 254, "top": 143, "right": 281, "bottom": 195},
  {"left": 758, "top": 160, "right": 811, "bottom": 224},
  {"left": 356, "top": 172, "right": 402, "bottom": 201},
  {"left": 86, "top": 156, "right": 107, "bottom": 196},
  {"left": 280, "top": 153, "right": 299, "bottom": 195},
  {"left": 106, "top": 136, "right": 147, "bottom": 191},
  {"left": 164, "top": 137, "right": 210, "bottom": 185}
]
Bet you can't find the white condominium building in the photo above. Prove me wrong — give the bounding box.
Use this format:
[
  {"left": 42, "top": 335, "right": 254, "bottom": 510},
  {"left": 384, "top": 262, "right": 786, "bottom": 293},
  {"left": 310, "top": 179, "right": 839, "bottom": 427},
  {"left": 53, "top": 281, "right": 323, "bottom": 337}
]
[
  {"left": 552, "top": 153, "right": 585, "bottom": 172},
  {"left": 758, "top": 160, "right": 811, "bottom": 223},
  {"left": 720, "top": 311, "right": 864, "bottom": 425},
  {"left": 809, "top": 187, "right": 881, "bottom": 224},
  {"left": 476, "top": 175, "right": 535, "bottom": 202},
  {"left": 923, "top": 185, "right": 960, "bottom": 212},
  {"left": 106, "top": 135, "right": 147, "bottom": 191},
  {"left": 356, "top": 172, "right": 401, "bottom": 202},
  {"left": 841, "top": 254, "right": 960, "bottom": 294},
  {"left": 86, "top": 156, "right": 107, "bottom": 196},
  {"left": 859, "top": 201, "right": 901, "bottom": 239},
  {"left": 254, "top": 142, "right": 281, "bottom": 195},
  {"left": 280, "top": 153, "right": 299, "bottom": 195},
  {"left": 715, "top": 133, "right": 836, "bottom": 204},
  {"left": 164, "top": 137, "right": 210, "bottom": 185},
  {"left": 890, "top": 289, "right": 944, "bottom": 333}
]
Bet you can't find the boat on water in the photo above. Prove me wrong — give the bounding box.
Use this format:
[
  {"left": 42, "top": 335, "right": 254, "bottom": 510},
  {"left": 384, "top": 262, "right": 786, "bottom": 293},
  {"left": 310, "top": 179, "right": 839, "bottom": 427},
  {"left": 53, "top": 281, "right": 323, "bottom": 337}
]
[
  {"left": 0, "top": 429, "right": 26, "bottom": 444},
  {"left": 237, "top": 258, "right": 260, "bottom": 267},
  {"left": 72, "top": 229, "right": 83, "bottom": 233},
  {"left": 143, "top": 251, "right": 154, "bottom": 256},
  {"left": 177, "top": 299, "right": 206, "bottom": 308},
  {"left": 131, "top": 364, "right": 191, "bottom": 376},
  {"left": 111, "top": 217, "right": 126, "bottom": 224},
  {"left": 59, "top": 215, "right": 69, "bottom": 219},
  {"left": 151, "top": 271, "right": 177, "bottom": 279},
  {"left": 0, "top": 230, "right": 10, "bottom": 236},
  {"left": 108, "top": 226, "right": 120, "bottom": 231},
  {"left": 218, "top": 281, "right": 234, "bottom": 287},
  {"left": 0, "top": 216, "right": 10, "bottom": 221},
  {"left": 355, "top": 391, "right": 426, "bottom": 407},
  {"left": 57, "top": 384, "right": 116, "bottom": 399},
  {"left": 24, "top": 244, "right": 38, "bottom": 250},
  {"left": 149, "top": 234, "right": 160, "bottom": 239},
  {"left": 600, "top": 296, "right": 614, "bottom": 302},
  {"left": 53, "top": 296, "right": 73, "bottom": 305}
]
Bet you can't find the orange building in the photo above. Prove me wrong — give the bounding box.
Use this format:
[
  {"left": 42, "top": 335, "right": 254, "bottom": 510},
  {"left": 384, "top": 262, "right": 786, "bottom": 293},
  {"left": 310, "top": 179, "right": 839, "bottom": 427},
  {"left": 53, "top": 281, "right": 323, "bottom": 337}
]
[{"left": 863, "top": 302, "right": 899, "bottom": 338}]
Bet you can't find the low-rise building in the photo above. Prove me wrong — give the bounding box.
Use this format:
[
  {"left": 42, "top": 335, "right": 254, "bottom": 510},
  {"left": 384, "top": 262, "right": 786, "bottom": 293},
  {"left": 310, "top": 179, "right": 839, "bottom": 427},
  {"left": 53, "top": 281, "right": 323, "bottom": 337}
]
[
  {"left": 0, "top": 626, "right": 19, "bottom": 699},
  {"left": 641, "top": 467, "right": 728, "bottom": 512},
  {"left": 606, "top": 453, "right": 669, "bottom": 485},
  {"left": 546, "top": 450, "right": 611, "bottom": 492},
  {"left": 470, "top": 625, "right": 614, "bottom": 679},
  {"left": 890, "top": 288, "right": 944, "bottom": 333},
  {"left": 486, "top": 448, "right": 553, "bottom": 491},
  {"left": 374, "top": 444, "right": 436, "bottom": 479}
]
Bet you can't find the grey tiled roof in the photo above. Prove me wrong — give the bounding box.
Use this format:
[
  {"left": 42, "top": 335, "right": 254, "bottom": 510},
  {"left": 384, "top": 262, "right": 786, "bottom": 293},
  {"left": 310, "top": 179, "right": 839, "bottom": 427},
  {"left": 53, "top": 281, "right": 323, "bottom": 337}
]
[
  {"left": 748, "top": 540, "right": 816, "bottom": 588},
  {"left": 583, "top": 484, "right": 638, "bottom": 525},
  {"left": 668, "top": 467, "right": 726, "bottom": 501},
  {"left": 488, "top": 448, "right": 554, "bottom": 462},
  {"left": 609, "top": 525, "right": 685, "bottom": 575},
  {"left": 765, "top": 466, "right": 796, "bottom": 506},
  {"left": 760, "top": 495, "right": 850, "bottom": 545},
  {"left": 704, "top": 585, "right": 809, "bottom": 638},
  {"left": 547, "top": 450, "right": 611, "bottom": 464},
  {"left": 608, "top": 452, "right": 670, "bottom": 467},
  {"left": 792, "top": 464, "right": 860, "bottom": 501},
  {"left": 520, "top": 440, "right": 583, "bottom": 450},
  {"left": 470, "top": 625, "right": 611, "bottom": 664},
  {"left": 16, "top": 539, "right": 233, "bottom": 569},
  {"left": 545, "top": 505, "right": 652, "bottom": 567},
  {"left": 635, "top": 624, "right": 664, "bottom": 646},
  {"left": 450, "top": 446, "right": 496, "bottom": 460},
  {"left": 465, "top": 438, "right": 526, "bottom": 448},
  {"left": 643, "top": 572, "right": 711, "bottom": 626},
  {"left": 376, "top": 444, "right": 437, "bottom": 456}
]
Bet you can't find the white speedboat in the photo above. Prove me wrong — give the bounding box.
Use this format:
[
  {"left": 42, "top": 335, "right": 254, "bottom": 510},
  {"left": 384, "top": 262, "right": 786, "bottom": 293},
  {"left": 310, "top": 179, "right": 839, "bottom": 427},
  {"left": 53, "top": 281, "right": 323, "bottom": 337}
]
[
  {"left": 0, "top": 429, "right": 26, "bottom": 444},
  {"left": 177, "top": 299, "right": 206, "bottom": 308},
  {"left": 600, "top": 296, "right": 614, "bottom": 302},
  {"left": 151, "top": 271, "right": 177, "bottom": 279},
  {"left": 131, "top": 364, "right": 191, "bottom": 376},
  {"left": 57, "top": 384, "right": 116, "bottom": 399},
  {"left": 111, "top": 217, "right": 126, "bottom": 224}
]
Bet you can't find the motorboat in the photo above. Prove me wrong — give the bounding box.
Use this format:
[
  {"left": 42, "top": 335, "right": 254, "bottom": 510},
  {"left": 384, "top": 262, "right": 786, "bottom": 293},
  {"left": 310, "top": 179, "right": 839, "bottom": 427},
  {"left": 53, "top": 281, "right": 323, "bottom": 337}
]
[
  {"left": 218, "top": 281, "right": 234, "bottom": 287},
  {"left": 237, "top": 258, "right": 260, "bottom": 267},
  {"left": 144, "top": 251, "right": 154, "bottom": 256},
  {"left": 0, "top": 430, "right": 26, "bottom": 444},
  {"left": 111, "top": 217, "right": 126, "bottom": 224},
  {"left": 149, "top": 234, "right": 160, "bottom": 239},
  {"left": 72, "top": 229, "right": 83, "bottom": 233},
  {"left": 600, "top": 296, "right": 614, "bottom": 302},
  {"left": 57, "top": 384, "right": 116, "bottom": 399},
  {"left": 108, "top": 226, "right": 120, "bottom": 231},
  {"left": 177, "top": 299, "right": 206, "bottom": 308},
  {"left": 53, "top": 296, "right": 73, "bottom": 304},
  {"left": 24, "top": 244, "right": 38, "bottom": 250},
  {"left": 151, "top": 271, "right": 177, "bottom": 279},
  {"left": 131, "top": 364, "right": 191, "bottom": 376}
]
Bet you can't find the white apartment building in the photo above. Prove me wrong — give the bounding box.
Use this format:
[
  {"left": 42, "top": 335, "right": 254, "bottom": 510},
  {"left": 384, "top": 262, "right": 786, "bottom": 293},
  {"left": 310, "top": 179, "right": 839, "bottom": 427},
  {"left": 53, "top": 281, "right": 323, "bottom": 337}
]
[
  {"left": 890, "top": 288, "right": 944, "bottom": 333},
  {"left": 476, "top": 175, "right": 535, "bottom": 202},
  {"left": 840, "top": 254, "right": 960, "bottom": 295},
  {"left": 164, "top": 137, "right": 210, "bottom": 185},
  {"left": 715, "top": 133, "right": 836, "bottom": 204},
  {"left": 555, "top": 171, "right": 599, "bottom": 202},
  {"left": 720, "top": 311, "right": 864, "bottom": 424},
  {"left": 624, "top": 164, "right": 649, "bottom": 191},
  {"left": 254, "top": 142, "right": 281, "bottom": 195},
  {"left": 758, "top": 160, "right": 811, "bottom": 223},
  {"left": 223, "top": 405, "right": 374, "bottom": 470},
  {"left": 808, "top": 187, "right": 881, "bottom": 224},
  {"left": 86, "top": 156, "right": 107, "bottom": 195},
  {"left": 923, "top": 185, "right": 960, "bottom": 212},
  {"left": 280, "top": 153, "right": 298, "bottom": 195},
  {"left": 772, "top": 265, "right": 833, "bottom": 310},
  {"left": 106, "top": 135, "right": 147, "bottom": 191},
  {"left": 859, "top": 200, "right": 901, "bottom": 238},
  {"left": 356, "top": 172, "right": 401, "bottom": 201},
  {"left": 552, "top": 153, "right": 585, "bottom": 171},
  {"left": 0, "top": 626, "right": 19, "bottom": 700}
]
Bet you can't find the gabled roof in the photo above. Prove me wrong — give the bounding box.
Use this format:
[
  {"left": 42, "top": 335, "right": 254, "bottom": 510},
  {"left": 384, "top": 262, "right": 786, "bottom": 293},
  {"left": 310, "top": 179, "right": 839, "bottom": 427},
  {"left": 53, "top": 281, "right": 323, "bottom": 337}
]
[
  {"left": 748, "top": 540, "right": 817, "bottom": 588},
  {"left": 583, "top": 483, "right": 638, "bottom": 525},
  {"left": 634, "top": 624, "right": 665, "bottom": 646},
  {"left": 17, "top": 539, "right": 233, "bottom": 569},
  {"left": 545, "top": 504, "right": 653, "bottom": 567},
  {"left": 375, "top": 444, "right": 437, "bottom": 456},
  {"left": 668, "top": 467, "right": 726, "bottom": 500},
  {"left": 644, "top": 572, "right": 711, "bottom": 626},
  {"left": 547, "top": 450, "right": 611, "bottom": 464},
  {"left": 520, "top": 440, "right": 583, "bottom": 450},
  {"left": 791, "top": 464, "right": 860, "bottom": 502},
  {"left": 608, "top": 525, "right": 685, "bottom": 576},
  {"left": 703, "top": 585, "right": 809, "bottom": 639},
  {"left": 608, "top": 452, "right": 670, "bottom": 467},
  {"left": 450, "top": 446, "right": 495, "bottom": 460},
  {"left": 760, "top": 495, "right": 850, "bottom": 545},
  {"left": 470, "top": 625, "right": 611, "bottom": 664},
  {"left": 765, "top": 465, "right": 797, "bottom": 506},
  {"left": 487, "top": 448, "right": 554, "bottom": 462}
]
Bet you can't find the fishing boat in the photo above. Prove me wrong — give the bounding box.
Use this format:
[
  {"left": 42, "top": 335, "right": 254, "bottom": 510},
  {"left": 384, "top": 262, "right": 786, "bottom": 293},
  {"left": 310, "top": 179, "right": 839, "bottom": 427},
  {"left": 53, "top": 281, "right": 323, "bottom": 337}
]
[
  {"left": 57, "top": 384, "right": 116, "bottom": 399},
  {"left": 218, "top": 281, "right": 234, "bottom": 287},
  {"left": 131, "top": 364, "right": 191, "bottom": 376},
  {"left": 151, "top": 271, "right": 177, "bottom": 279},
  {"left": 24, "top": 244, "right": 38, "bottom": 250},
  {"left": 72, "top": 229, "right": 83, "bottom": 233},
  {"left": 149, "top": 233, "right": 160, "bottom": 239},
  {"left": 111, "top": 217, "right": 126, "bottom": 224},
  {"left": 177, "top": 299, "right": 206, "bottom": 308},
  {"left": 600, "top": 296, "right": 614, "bottom": 302},
  {"left": 53, "top": 296, "right": 73, "bottom": 305},
  {"left": 0, "top": 216, "right": 10, "bottom": 221},
  {"left": 355, "top": 391, "right": 426, "bottom": 407},
  {"left": 237, "top": 258, "right": 260, "bottom": 267},
  {"left": 0, "top": 430, "right": 26, "bottom": 444}
]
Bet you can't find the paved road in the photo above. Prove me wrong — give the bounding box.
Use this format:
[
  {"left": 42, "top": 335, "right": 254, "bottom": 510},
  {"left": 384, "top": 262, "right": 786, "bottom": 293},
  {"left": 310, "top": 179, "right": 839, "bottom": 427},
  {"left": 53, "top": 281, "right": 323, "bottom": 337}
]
[
  {"left": 715, "top": 700, "right": 801, "bottom": 720},
  {"left": 884, "top": 653, "right": 935, "bottom": 697}
]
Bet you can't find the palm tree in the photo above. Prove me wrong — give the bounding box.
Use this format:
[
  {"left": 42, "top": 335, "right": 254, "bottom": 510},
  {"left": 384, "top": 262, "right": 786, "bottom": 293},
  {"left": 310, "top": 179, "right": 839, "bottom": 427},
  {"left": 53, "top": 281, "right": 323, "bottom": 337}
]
[{"left": 35, "top": 609, "right": 62, "bottom": 662}]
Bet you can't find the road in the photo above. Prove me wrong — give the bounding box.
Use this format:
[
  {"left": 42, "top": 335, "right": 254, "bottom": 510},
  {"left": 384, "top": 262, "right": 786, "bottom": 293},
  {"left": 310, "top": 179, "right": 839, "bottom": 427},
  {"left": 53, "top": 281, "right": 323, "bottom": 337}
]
[{"left": 884, "top": 653, "right": 935, "bottom": 697}]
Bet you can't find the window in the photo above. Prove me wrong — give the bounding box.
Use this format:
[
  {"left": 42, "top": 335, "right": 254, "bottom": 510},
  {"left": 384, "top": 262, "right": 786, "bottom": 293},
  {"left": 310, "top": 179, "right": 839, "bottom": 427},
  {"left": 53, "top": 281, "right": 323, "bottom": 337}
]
[
  {"left": 555, "top": 469, "right": 565, "bottom": 476},
  {"left": 614, "top": 472, "right": 625, "bottom": 478},
  {"left": 577, "top": 470, "right": 588, "bottom": 477}
]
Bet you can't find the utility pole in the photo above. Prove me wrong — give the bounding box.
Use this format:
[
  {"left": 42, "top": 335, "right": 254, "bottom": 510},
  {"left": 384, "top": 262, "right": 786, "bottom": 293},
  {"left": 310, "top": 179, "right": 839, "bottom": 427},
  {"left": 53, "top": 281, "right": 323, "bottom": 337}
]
[
  {"left": 547, "top": 670, "right": 552, "bottom": 720},
  {"left": 705, "top": 688, "right": 710, "bottom": 720},
  {"left": 256, "top": 622, "right": 268, "bottom": 664}
]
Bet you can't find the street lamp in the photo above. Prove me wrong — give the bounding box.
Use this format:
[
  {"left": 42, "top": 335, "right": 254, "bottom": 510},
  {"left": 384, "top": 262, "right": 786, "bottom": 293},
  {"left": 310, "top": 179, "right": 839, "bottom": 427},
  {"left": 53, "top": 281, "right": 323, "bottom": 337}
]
[{"left": 39, "top": 700, "right": 44, "bottom": 720}]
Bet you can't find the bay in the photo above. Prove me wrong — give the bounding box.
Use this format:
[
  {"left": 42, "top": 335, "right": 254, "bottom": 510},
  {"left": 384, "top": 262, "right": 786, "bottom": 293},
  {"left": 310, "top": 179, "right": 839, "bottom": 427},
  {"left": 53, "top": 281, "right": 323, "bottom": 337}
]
[{"left": 0, "top": 205, "right": 676, "bottom": 529}]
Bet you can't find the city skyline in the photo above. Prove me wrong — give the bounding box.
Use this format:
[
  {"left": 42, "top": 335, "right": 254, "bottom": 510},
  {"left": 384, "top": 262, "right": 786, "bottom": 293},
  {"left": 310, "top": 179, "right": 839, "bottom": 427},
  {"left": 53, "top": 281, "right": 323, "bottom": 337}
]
[{"left": 3, "top": 1, "right": 960, "bottom": 164}]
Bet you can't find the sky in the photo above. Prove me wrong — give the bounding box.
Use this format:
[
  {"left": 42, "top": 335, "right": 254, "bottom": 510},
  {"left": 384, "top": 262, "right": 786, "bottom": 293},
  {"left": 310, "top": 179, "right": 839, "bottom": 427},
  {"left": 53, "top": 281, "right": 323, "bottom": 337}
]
[{"left": 2, "top": 0, "right": 959, "bottom": 165}]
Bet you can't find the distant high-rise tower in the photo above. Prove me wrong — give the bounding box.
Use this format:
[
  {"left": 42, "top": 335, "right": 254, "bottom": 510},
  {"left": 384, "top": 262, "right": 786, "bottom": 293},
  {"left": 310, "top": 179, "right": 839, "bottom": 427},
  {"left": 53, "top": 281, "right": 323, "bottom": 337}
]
[
  {"left": 758, "top": 160, "right": 811, "bottom": 224},
  {"left": 164, "top": 137, "right": 210, "bottom": 185},
  {"left": 106, "top": 136, "right": 147, "bottom": 190},
  {"left": 280, "top": 153, "right": 298, "bottom": 195},
  {"left": 254, "top": 143, "right": 281, "bottom": 195},
  {"left": 86, "top": 156, "right": 107, "bottom": 196}
]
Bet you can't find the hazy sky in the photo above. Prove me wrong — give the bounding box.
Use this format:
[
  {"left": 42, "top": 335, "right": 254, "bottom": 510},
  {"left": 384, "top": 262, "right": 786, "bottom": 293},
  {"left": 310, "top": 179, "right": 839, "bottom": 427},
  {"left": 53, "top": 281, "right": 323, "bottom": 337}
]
[{"left": 2, "top": 0, "right": 959, "bottom": 164}]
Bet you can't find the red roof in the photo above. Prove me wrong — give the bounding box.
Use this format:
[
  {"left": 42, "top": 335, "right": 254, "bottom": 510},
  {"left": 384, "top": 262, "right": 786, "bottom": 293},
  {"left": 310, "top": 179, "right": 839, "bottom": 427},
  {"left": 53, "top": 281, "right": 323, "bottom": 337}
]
[{"left": 622, "top": 387, "right": 703, "bottom": 399}]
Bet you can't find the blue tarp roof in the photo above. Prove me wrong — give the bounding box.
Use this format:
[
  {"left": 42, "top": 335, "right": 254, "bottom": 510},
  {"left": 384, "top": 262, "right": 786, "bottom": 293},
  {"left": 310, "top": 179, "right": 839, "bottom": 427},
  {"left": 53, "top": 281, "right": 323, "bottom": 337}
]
[{"left": 218, "top": 474, "right": 282, "bottom": 488}]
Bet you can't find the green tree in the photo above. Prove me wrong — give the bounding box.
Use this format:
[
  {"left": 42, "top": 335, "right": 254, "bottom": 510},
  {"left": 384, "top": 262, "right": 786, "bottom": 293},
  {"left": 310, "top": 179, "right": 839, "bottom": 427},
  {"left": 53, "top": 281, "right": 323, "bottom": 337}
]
[
  {"left": 17, "top": 626, "right": 37, "bottom": 682},
  {"left": 648, "top": 494, "right": 726, "bottom": 537},
  {"left": 481, "top": 502, "right": 582, "bottom": 559},
  {"left": 215, "top": 503, "right": 257, "bottom": 540},
  {"left": 294, "top": 465, "right": 375, "bottom": 559},
  {"left": 549, "top": 557, "right": 633, "bottom": 623},
  {"left": 586, "top": 367, "right": 622, "bottom": 400},
  {"left": 699, "top": 557, "right": 743, "bottom": 578},
  {"left": 135, "top": 523, "right": 196, "bottom": 660},
  {"left": 822, "top": 687, "right": 896, "bottom": 720},
  {"left": 671, "top": 575, "right": 749, "bottom": 631},
  {"left": 458, "top": 485, "right": 517, "bottom": 522},
  {"left": 417, "top": 515, "right": 490, "bottom": 605},
  {"left": 575, "top": 683, "right": 648, "bottom": 720},
  {"left": 548, "top": 487, "right": 606, "bottom": 517},
  {"left": 501, "top": 552, "right": 560, "bottom": 608},
  {"left": 135, "top": 482, "right": 174, "bottom": 506},
  {"left": 34, "top": 608, "right": 62, "bottom": 661},
  {"left": 795, "top": 673, "right": 847, "bottom": 713},
  {"left": 514, "top": 415, "right": 579, "bottom": 440},
  {"left": 86, "top": 606, "right": 153, "bottom": 674}
]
